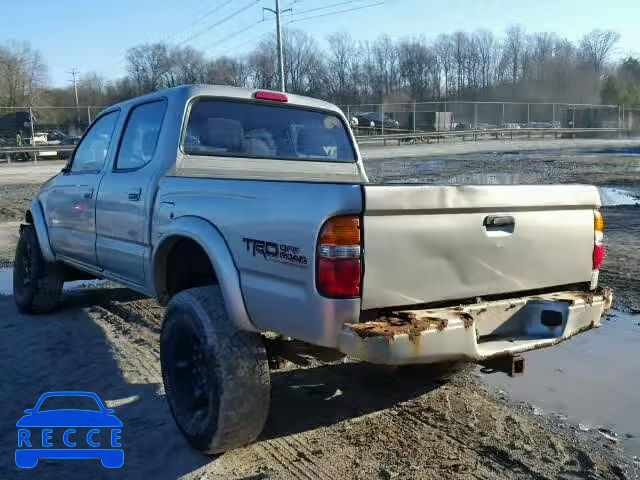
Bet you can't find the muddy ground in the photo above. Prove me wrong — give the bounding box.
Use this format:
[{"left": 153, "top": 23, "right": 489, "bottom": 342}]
[
  {"left": 0, "top": 293, "right": 635, "bottom": 479},
  {"left": 1, "top": 141, "right": 639, "bottom": 479}
]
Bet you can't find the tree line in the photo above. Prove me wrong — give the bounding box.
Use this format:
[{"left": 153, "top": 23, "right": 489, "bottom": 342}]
[{"left": 1, "top": 26, "right": 638, "bottom": 115}]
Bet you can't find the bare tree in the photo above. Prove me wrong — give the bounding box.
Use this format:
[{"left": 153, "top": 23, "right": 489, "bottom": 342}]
[
  {"left": 0, "top": 41, "right": 48, "bottom": 107},
  {"left": 165, "top": 46, "right": 207, "bottom": 87},
  {"left": 531, "top": 32, "right": 555, "bottom": 81},
  {"left": 247, "top": 37, "right": 278, "bottom": 90},
  {"left": 397, "top": 37, "right": 435, "bottom": 100},
  {"left": 370, "top": 35, "right": 400, "bottom": 99},
  {"left": 452, "top": 31, "right": 467, "bottom": 94},
  {"left": 475, "top": 30, "right": 497, "bottom": 88},
  {"left": 326, "top": 32, "right": 359, "bottom": 104},
  {"left": 434, "top": 34, "right": 454, "bottom": 98},
  {"left": 78, "top": 71, "right": 107, "bottom": 106},
  {"left": 9, "top": 26, "right": 632, "bottom": 111},
  {"left": 503, "top": 25, "right": 526, "bottom": 84},
  {"left": 579, "top": 30, "right": 620, "bottom": 73},
  {"left": 205, "top": 57, "right": 249, "bottom": 87},
  {"left": 283, "top": 30, "right": 325, "bottom": 96},
  {"left": 126, "top": 43, "right": 170, "bottom": 94}
]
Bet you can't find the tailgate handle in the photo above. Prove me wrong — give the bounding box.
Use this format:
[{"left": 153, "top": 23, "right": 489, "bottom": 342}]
[{"left": 484, "top": 215, "right": 515, "bottom": 228}]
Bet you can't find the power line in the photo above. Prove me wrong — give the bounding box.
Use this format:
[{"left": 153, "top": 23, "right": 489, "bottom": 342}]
[
  {"left": 175, "top": 0, "right": 260, "bottom": 47},
  {"left": 100, "top": 1, "right": 239, "bottom": 78},
  {"left": 289, "top": 0, "right": 370, "bottom": 17},
  {"left": 164, "top": 0, "right": 236, "bottom": 44},
  {"left": 288, "top": 0, "right": 384, "bottom": 23},
  {"left": 284, "top": 0, "right": 307, "bottom": 8},
  {"left": 206, "top": 19, "right": 266, "bottom": 53},
  {"left": 223, "top": 30, "right": 272, "bottom": 54},
  {"left": 101, "top": 0, "right": 217, "bottom": 72},
  {"left": 100, "top": 1, "right": 259, "bottom": 81}
]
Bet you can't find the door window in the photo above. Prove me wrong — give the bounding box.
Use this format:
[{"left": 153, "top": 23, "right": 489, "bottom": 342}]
[
  {"left": 116, "top": 100, "right": 167, "bottom": 171},
  {"left": 70, "top": 111, "right": 119, "bottom": 173}
]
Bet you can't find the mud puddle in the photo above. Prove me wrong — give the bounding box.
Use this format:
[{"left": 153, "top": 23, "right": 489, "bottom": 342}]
[
  {"left": 444, "top": 173, "right": 640, "bottom": 206},
  {"left": 481, "top": 310, "right": 640, "bottom": 456},
  {"left": 0, "top": 267, "right": 106, "bottom": 296}
]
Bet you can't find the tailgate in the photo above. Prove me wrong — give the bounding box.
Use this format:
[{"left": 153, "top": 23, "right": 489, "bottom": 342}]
[{"left": 361, "top": 184, "right": 600, "bottom": 310}]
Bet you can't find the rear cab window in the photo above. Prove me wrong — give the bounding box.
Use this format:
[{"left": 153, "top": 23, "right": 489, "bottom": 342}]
[{"left": 182, "top": 99, "right": 356, "bottom": 162}]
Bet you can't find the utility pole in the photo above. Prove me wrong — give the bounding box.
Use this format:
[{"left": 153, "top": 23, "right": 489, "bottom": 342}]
[
  {"left": 69, "top": 68, "right": 80, "bottom": 126},
  {"left": 264, "top": 0, "right": 291, "bottom": 92}
]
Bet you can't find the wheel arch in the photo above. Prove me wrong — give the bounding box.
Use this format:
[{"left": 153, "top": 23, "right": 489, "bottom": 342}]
[
  {"left": 152, "top": 216, "right": 257, "bottom": 332},
  {"left": 26, "top": 199, "right": 56, "bottom": 263}
]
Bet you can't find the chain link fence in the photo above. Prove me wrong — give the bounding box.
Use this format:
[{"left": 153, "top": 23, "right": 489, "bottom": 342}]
[
  {"left": 0, "top": 102, "right": 638, "bottom": 164},
  {"left": 340, "top": 101, "right": 629, "bottom": 134},
  {"left": 623, "top": 107, "right": 640, "bottom": 130},
  {"left": 0, "top": 106, "right": 104, "bottom": 163},
  {"left": 0, "top": 106, "right": 104, "bottom": 145}
]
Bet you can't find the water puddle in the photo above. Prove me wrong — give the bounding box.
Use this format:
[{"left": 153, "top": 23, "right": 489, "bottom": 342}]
[
  {"left": 445, "top": 171, "right": 640, "bottom": 207},
  {"left": 599, "top": 187, "right": 640, "bottom": 206},
  {"left": 0, "top": 267, "right": 106, "bottom": 296},
  {"left": 481, "top": 310, "right": 640, "bottom": 456}
]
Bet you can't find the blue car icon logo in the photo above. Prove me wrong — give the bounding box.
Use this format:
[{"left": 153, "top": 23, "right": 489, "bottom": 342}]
[{"left": 16, "top": 391, "right": 123, "bottom": 468}]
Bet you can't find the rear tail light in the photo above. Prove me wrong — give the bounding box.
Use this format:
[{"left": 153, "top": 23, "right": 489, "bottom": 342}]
[
  {"left": 317, "top": 216, "right": 361, "bottom": 297},
  {"left": 593, "top": 210, "right": 605, "bottom": 270}
]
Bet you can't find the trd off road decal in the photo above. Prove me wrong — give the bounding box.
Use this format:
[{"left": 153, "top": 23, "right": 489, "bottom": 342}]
[{"left": 243, "top": 238, "right": 308, "bottom": 266}]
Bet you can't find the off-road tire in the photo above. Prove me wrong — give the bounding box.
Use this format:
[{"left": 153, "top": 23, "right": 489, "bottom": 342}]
[
  {"left": 160, "top": 286, "right": 270, "bottom": 454},
  {"left": 13, "top": 223, "right": 63, "bottom": 314}
]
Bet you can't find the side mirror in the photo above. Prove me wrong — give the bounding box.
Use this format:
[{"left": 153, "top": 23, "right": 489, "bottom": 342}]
[{"left": 24, "top": 409, "right": 34, "bottom": 414}]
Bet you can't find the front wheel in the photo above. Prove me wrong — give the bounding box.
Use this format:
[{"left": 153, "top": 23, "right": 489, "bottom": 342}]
[
  {"left": 160, "top": 286, "right": 270, "bottom": 453},
  {"left": 13, "top": 224, "right": 63, "bottom": 314}
]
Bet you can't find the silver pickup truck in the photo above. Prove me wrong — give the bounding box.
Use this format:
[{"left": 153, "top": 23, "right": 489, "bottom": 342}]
[{"left": 14, "top": 85, "right": 612, "bottom": 453}]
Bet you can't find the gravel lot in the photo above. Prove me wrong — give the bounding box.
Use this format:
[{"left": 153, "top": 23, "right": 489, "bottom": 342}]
[{"left": 0, "top": 140, "right": 639, "bottom": 479}]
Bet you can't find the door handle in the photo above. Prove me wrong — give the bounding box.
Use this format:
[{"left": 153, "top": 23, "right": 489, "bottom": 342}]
[
  {"left": 484, "top": 215, "right": 515, "bottom": 228},
  {"left": 83, "top": 189, "right": 94, "bottom": 199},
  {"left": 128, "top": 188, "right": 142, "bottom": 201}
]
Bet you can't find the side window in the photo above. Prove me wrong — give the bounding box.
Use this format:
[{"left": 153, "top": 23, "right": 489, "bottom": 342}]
[
  {"left": 116, "top": 100, "right": 167, "bottom": 171},
  {"left": 70, "top": 111, "right": 118, "bottom": 173}
]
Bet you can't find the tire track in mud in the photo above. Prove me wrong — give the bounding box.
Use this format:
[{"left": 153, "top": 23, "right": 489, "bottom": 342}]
[
  {"left": 257, "top": 439, "right": 331, "bottom": 480},
  {"left": 393, "top": 394, "right": 628, "bottom": 480},
  {"left": 89, "top": 305, "right": 162, "bottom": 384},
  {"left": 286, "top": 435, "right": 343, "bottom": 480},
  {"left": 391, "top": 406, "right": 548, "bottom": 479}
]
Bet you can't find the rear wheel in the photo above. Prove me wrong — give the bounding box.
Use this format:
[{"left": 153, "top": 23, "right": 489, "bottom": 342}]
[
  {"left": 13, "top": 224, "right": 63, "bottom": 314},
  {"left": 160, "top": 286, "right": 270, "bottom": 453}
]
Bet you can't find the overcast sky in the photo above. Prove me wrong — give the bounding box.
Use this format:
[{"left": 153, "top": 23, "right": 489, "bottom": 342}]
[{"left": 3, "top": 0, "right": 639, "bottom": 87}]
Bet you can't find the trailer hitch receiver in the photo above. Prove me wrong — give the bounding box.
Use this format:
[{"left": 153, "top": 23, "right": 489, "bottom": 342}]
[{"left": 480, "top": 355, "right": 525, "bottom": 377}]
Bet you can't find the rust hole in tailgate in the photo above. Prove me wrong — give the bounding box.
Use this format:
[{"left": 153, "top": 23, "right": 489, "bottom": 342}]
[{"left": 346, "top": 315, "right": 447, "bottom": 343}]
